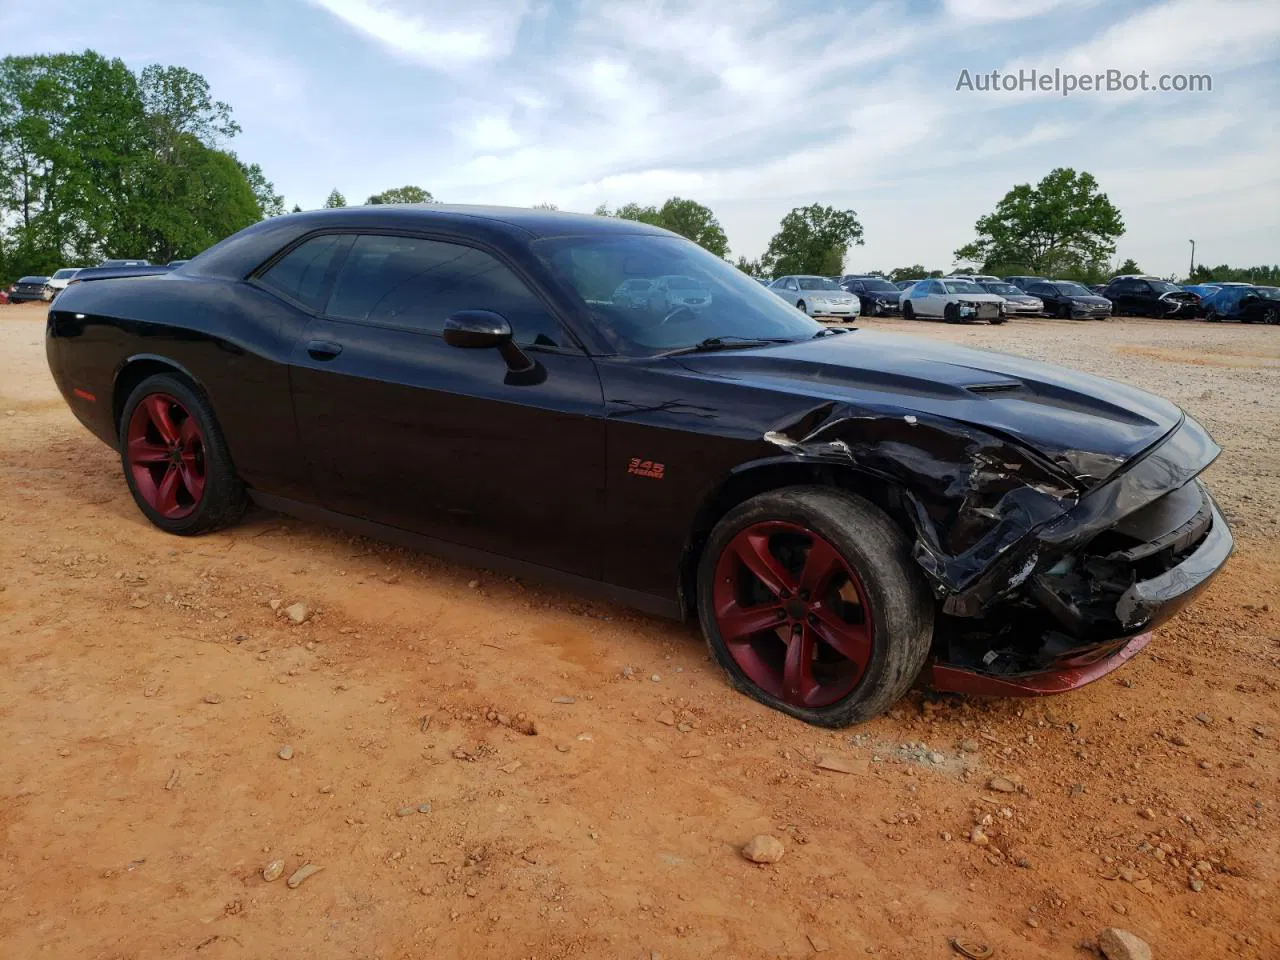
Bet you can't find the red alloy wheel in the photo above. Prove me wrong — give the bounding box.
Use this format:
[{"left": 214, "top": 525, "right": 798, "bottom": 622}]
[
  {"left": 126, "top": 393, "right": 207, "bottom": 520},
  {"left": 711, "top": 521, "right": 874, "bottom": 708}
]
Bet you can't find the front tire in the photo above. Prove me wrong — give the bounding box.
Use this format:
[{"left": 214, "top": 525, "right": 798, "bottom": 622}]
[
  {"left": 944, "top": 303, "right": 961, "bottom": 324},
  {"left": 119, "top": 373, "right": 247, "bottom": 535},
  {"left": 902, "top": 301, "right": 915, "bottom": 321},
  {"left": 796, "top": 300, "right": 807, "bottom": 315},
  {"left": 697, "top": 487, "right": 934, "bottom": 727}
]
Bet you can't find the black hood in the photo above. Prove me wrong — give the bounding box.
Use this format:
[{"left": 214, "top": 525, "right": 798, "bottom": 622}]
[
  {"left": 1067, "top": 296, "right": 1112, "bottom": 306},
  {"left": 676, "top": 330, "right": 1181, "bottom": 478}
]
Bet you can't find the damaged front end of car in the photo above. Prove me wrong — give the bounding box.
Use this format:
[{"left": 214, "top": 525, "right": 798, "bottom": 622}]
[{"left": 763, "top": 402, "right": 1233, "bottom": 695}]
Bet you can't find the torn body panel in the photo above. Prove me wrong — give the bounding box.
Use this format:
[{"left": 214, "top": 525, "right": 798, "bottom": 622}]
[{"left": 762, "top": 401, "right": 1230, "bottom": 687}]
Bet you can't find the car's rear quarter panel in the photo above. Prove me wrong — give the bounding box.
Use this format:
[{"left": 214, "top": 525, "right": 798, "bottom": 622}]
[{"left": 48, "top": 274, "right": 313, "bottom": 500}]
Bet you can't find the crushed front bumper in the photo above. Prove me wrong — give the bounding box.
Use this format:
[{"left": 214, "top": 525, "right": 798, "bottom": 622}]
[{"left": 927, "top": 417, "right": 1232, "bottom": 695}]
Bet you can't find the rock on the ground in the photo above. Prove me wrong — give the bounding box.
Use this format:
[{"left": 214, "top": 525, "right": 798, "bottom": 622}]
[
  {"left": 986, "top": 776, "right": 1018, "bottom": 793},
  {"left": 282, "top": 602, "right": 311, "bottom": 624},
  {"left": 1097, "top": 927, "right": 1153, "bottom": 960},
  {"left": 262, "top": 859, "right": 285, "bottom": 882},
  {"left": 656, "top": 709, "right": 676, "bottom": 726},
  {"left": 741, "top": 835, "right": 785, "bottom": 864},
  {"left": 277, "top": 745, "right": 294, "bottom": 761},
  {"left": 286, "top": 863, "right": 322, "bottom": 889}
]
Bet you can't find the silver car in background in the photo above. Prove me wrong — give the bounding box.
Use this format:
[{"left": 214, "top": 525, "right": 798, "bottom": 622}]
[
  {"left": 977, "top": 279, "right": 1043, "bottom": 316},
  {"left": 769, "top": 275, "right": 860, "bottom": 319}
]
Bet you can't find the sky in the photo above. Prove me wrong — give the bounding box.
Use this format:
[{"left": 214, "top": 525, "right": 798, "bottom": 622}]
[{"left": 3, "top": 0, "right": 1278, "bottom": 276}]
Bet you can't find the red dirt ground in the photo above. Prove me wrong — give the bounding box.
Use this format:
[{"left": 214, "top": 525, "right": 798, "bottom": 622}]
[{"left": 1, "top": 304, "right": 1276, "bottom": 959}]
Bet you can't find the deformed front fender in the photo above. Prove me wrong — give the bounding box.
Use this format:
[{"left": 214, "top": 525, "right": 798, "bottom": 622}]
[{"left": 762, "top": 401, "right": 1082, "bottom": 614}]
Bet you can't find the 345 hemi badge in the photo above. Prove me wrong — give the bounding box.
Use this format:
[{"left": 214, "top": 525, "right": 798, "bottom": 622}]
[{"left": 627, "top": 458, "right": 665, "bottom": 479}]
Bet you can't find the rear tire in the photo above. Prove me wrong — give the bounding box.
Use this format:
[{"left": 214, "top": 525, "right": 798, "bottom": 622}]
[
  {"left": 1263, "top": 307, "right": 1279, "bottom": 325},
  {"left": 697, "top": 486, "right": 934, "bottom": 727},
  {"left": 119, "top": 373, "right": 247, "bottom": 536},
  {"left": 902, "top": 301, "right": 915, "bottom": 321}
]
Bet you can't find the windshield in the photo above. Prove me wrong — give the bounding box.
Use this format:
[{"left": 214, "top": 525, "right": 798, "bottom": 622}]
[
  {"left": 534, "top": 234, "right": 822, "bottom": 356},
  {"left": 942, "top": 280, "right": 984, "bottom": 294},
  {"left": 982, "top": 282, "right": 1023, "bottom": 295},
  {"left": 860, "top": 278, "right": 899, "bottom": 293},
  {"left": 797, "top": 277, "right": 841, "bottom": 290},
  {"left": 1254, "top": 286, "right": 1280, "bottom": 299},
  {"left": 19, "top": 276, "right": 45, "bottom": 283},
  {"left": 1147, "top": 280, "right": 1181, "bottom": 294},
  {"left": 664, "top": 276, "right": 703, "bottom": 291},
  {"left": 51, "top": 269, "right": 78, "bottom": 279},
  {"left": 1054, "top": 282, "right": 1094, "bottom": 297}
]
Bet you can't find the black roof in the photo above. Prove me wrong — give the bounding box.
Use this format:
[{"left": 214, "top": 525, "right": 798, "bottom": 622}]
[{"left": 189, "top": 204, "right": 671, "bottom": 281}]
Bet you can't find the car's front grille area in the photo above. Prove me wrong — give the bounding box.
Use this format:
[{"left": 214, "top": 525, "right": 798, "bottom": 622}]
[{"left": 1084, "top": 481, "right": 1212, "bottom": 581}]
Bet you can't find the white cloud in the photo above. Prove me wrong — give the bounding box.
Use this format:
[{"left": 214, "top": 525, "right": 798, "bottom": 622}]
[
  {"left": 944, "top": 0, "right": 1086, "bottom": 22},
  {"left": 306, "top": 0, "right": 530, "bottom": 67}
]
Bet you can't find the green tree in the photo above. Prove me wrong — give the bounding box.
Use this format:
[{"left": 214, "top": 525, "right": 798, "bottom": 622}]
[
  {"left": 366, "top": 185, "right": 432, "bottom": 204},
  {"left": 290, "top": 203, "right": 302, "bottom": 213},
  {"left": 0, "top": 52, "right": 278, "bottom": 273},
  {"left": 1189, "top": 263, "right": 1280, "bottom": 284},
  {"left": 761, "top": 204, "right": 863, "bottom": 277},
  {"left": 654, "top": 197, "right": 728, "bottom": 258},
  {"left": 885, "top": 264, "right": 942, "bottom": 282},
  {"left": 600, "top": 197, "right": 729, "bottom": 257},
  {"left": 735, "top": 256, "right": 764, "bottom": 277},
  {"left": 954, "top": 168, "right": 1124, "bottom": 274},
  {"left": 1114, "top": 257, "right": 1143, "bottom": 276},
  {"left": 324, "top": 188, "right": 347, "bottom": 208},
  {"left": 532, "top": 201, "right": 558, "bottom": 210},
  {"left": 239, "top": 159, "right": 283, "bottom": 217}
]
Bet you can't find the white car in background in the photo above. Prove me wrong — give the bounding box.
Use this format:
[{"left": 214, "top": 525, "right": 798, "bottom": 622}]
[
  {"left": 769, "top": 275, "right": 860, "bottom": 319},
  {"left": 901, "top": 277, "right": 1007, "bottom": 324},
  {"left": 46, "top": 267, "right": 85, "bottom": 296},
  {"left": 648, "top": 275, "right": 713, "bottom": 312}
]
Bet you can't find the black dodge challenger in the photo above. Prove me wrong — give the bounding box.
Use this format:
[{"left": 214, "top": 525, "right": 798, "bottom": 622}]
[{"left": 46, "top": 206, "right": 1233, "bottom": 726}]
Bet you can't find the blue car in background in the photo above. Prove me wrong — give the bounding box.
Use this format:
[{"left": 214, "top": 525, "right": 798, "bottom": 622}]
[
  {"left": 1182, "top": 284, "right": 1221, "bottom": 300},
  {"left": 1200, "top": 285, "right": 1280, "bottom": 323}
]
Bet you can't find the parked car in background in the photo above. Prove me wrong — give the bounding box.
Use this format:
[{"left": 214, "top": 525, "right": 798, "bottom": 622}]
[
  {"left": 44, "top": 204, "right": 1234, "bottom": 726},
  {"left": 1089, "top": 284, "right": 1109, "bottom": 296},
  {"left": 46, "top": 267, "right": 85, "bottom": 295},
  {"left": 0, "top": 287, "right": 9, "bottom": 305},
  {"left": 1103, "top": 276, "right": 1199, "bottom": 318},
  {"left": 1003, "top": 276, "right": 1049, "bottom": 291},
  {"left": 612, "top": 278, "right": 654, "bottom": 309},
  {"left": 10, "top": 276, "right": 51, "bottom": 303},
  {"left": 1024, "top": 280, "right": 1112, "bottom": 320},
  {"left": 1200, "top": 285, "right": 1280, "bottom": 324},
  {"left": 167, "top": 259, "right": 189, "bottom": 267},
  {"left": 101, "top": 258, "right": 151, "bottom": 267},
  {"left": 839, "top": 275, "right": 903, "bottom": 315},
  {"left": 648, "top": 275, "right": 713, "bottom": 313},
  {"left": 950, "top": 274, "right": 1003, "bottom": 285},
  {"left": 769, "top": 276, "right": 860, "bottom": 319},
  {"left": 976, "top": 280, "right": 1043, "bottom": 316},
  {"left": 901, "top": 278, "right": 1007, "bottom": 324},
  {"left": 895, "top": 279, "right": 922, "bottom": 290}
]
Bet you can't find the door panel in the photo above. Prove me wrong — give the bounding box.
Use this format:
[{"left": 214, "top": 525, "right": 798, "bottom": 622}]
[{"left": 290, "top": 322, "right": 606, "bottom": 577}]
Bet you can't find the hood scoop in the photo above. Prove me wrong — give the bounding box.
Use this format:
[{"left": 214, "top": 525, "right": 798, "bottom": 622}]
[{"left": 966, "top": 380, "right": 1023, "bottom": 394}]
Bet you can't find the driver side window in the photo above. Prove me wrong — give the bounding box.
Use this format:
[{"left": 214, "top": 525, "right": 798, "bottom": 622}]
[{"left": 324, "top": 234, "right": 567, "bottom": 348}]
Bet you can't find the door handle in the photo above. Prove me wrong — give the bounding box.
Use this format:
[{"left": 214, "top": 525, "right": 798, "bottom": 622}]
[{"left": 306, "top": 339, "right": 343, "bottom": 361}]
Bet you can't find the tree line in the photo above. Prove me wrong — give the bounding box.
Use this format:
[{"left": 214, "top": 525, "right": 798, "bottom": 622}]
[
  {"left": 4, "top": 54, "right": 1267, "bottom": 289},
  {"left": 0, "top": 52, "right": 284, "bottom": 277}
]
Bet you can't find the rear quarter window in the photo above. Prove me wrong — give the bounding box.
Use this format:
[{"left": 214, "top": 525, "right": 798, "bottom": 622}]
[{"left": 258, "top": 234, "right": 352, "bottom": 311}]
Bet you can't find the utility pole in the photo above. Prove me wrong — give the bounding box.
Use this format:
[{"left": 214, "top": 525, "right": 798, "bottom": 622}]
[{"left": 1188, "top": 239, "right": 1196, "bottom": 280}]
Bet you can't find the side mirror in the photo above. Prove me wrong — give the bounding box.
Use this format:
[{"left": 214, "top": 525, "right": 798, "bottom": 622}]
[{"left": 443, "top": 310, "right": 512, "bottom": 349}]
